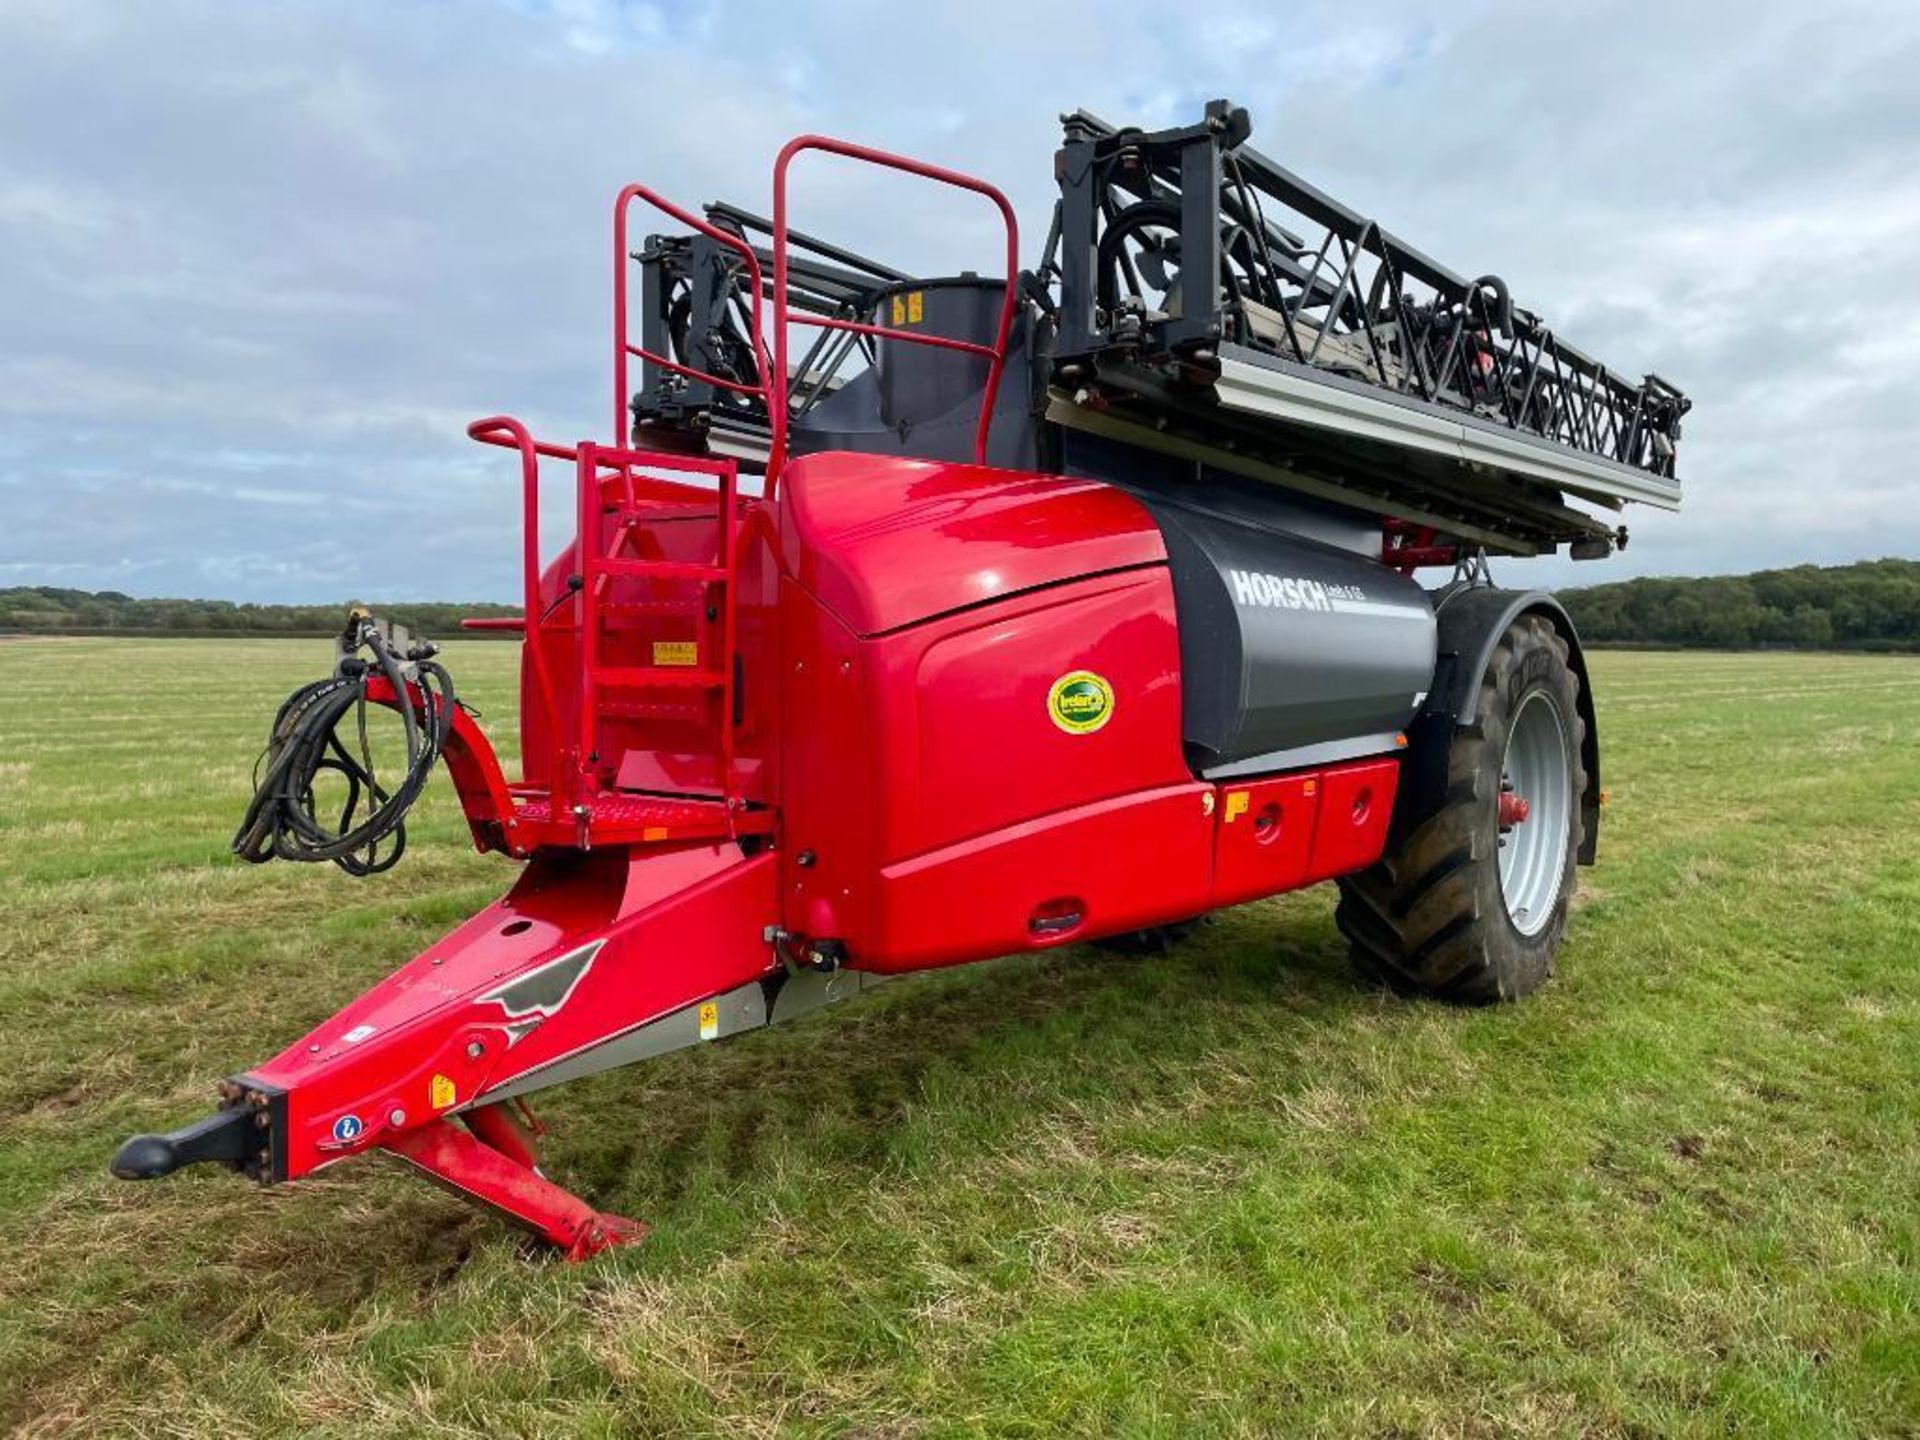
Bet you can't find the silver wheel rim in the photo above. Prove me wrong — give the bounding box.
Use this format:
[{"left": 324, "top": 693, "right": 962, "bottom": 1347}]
[{"left": 1497, "top": 691, "right": 1571, "bottom": 937}]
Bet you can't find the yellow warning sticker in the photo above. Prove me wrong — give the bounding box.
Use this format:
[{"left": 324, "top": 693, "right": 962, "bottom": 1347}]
[
  {"left": 429, "top": 1073, "right": 456, "bottom": 1110},
  {"left": 1224, "top": 791, "right": 1250, "bottom": 823},
  {"left": 653, "top": 640, "right": 698, "bottom": 667},
  {"left": 891, "top": 291, "right": 924, "bottom": 325},
  {"left": 698, "top": 1001, "right": 719, "bottom": 1041}
]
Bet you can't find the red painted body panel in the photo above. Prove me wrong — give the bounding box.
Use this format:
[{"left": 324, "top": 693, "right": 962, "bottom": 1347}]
[
  {"left": 775, "top": 573, "right": 876, "bottom": 943},
  {"left": 775, "top": 451, "right": 1166, "bottom": 634},
  {"left": 1303, "top": 759, "right": 1401, "bottom": 884},
  {"left": 777, "top": 533, "right": 1194, "bottom": 966},
  {"left": 872, "top": 570, "right": 1188, "bottom": 859},
  {"left": 1212, "top": 774, "right": 1320, "bottom": 907},
  {"left": 866, "top": 784, "right": 1214, "bottom": 969}
]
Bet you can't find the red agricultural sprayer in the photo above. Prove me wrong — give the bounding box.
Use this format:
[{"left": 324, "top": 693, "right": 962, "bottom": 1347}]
[{"left": 115, "top": 103, "right": 1687, "bottom": 1257}]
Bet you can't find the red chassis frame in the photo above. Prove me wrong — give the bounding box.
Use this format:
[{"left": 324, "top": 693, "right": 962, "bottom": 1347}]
[{"left": 130, "top": 137, "right": 1408, "bottom": 1257}]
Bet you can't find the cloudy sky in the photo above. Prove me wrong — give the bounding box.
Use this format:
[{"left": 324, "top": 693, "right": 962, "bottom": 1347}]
[{"left": 4, "top": 0, "right": 1917, "bottom": 602}]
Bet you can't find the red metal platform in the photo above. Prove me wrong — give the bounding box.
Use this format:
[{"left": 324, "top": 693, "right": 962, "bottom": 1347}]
[{"left": 509, "top": 790, "right": 774, "bottom": 848}]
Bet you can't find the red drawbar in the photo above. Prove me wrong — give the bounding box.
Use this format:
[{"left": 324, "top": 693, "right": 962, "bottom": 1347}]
[{"left": 247, "top": 843, "right": 778, "bottom": 1184}]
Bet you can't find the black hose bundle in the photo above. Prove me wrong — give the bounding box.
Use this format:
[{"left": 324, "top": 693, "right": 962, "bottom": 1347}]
[{"left": 232, "top": 611, "right": 456, "bottom": 876}]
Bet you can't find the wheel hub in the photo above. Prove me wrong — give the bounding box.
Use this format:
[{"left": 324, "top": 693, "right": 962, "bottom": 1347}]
[{"left": 1496, "top": 691, "right": 1572, "bottom": 936}]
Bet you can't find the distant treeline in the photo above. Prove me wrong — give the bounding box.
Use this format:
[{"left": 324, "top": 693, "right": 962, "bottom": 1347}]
[
  {"left": 0, "top": 587, "right": 520, "bottom": 638},
  {"left": 6, "top": 559, "right": 1920, "bottom": 651},
  {"left": 1558, "top": 559, "right": 1920, "bottom": 652}
]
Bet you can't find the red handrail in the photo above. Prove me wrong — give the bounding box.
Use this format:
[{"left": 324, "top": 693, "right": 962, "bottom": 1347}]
[
  {"left": 466, "top": 416, "right": 561, "bottom": 742},
  {"left": 467, "top": 420, "right": 746, "bottom": 815},
  {"left": 613, "top": 183, "right": 774, "bottom": 448},
  {"left": 767, "top": 135, "right": 1020, "bottom": 494}
]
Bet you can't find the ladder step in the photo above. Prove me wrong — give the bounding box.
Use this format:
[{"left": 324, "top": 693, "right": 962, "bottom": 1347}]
[
  {"left": 597, "top": 600, "right": 709, "bottom": 618},
  {"left": 591, "top": 666, "right": 727, "bottom": 690},
  {"left": 598, "top": 559, "right": 728, "bottom": 582}
]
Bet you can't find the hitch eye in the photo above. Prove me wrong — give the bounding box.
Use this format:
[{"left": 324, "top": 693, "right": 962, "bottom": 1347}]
[{"left": 111, "top": 1106, "right": 253, "bottom": 1181}]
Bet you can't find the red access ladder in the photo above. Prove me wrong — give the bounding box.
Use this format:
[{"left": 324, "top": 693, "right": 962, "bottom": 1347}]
[
  {"left": 463, "top": 423, "right": 765, "bottom": 851},
  {"left": 570, "top": 440, "right": 741, "bottom": 803}
]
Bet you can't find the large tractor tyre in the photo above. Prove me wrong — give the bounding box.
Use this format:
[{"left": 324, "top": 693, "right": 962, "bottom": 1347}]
[{"left": 1336, "top": 612, "right": 1586, "bottom": 1004}]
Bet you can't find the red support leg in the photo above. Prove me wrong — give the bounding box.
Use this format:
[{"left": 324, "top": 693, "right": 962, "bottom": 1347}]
[
  {"left": 463, "top": 1100, "right": 543, "bottom": 1171},
  {"left": 384, "top": 1118, "right": 647, "bottom": 1260}
]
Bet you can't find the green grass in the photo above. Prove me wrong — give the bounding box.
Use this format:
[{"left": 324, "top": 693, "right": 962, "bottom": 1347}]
[{"left": 0, "top": 639, "right": 1916, "bottom": 1438}]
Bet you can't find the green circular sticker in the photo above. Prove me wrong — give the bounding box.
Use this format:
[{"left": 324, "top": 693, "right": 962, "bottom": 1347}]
[{"left": 1048, "top": 670, "right": 1114, "bottom": 734}]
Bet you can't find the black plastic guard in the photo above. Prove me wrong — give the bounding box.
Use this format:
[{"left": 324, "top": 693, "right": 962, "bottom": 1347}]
[{"left": 1399, "top": 586, "right": 1602, "bottom": 866}]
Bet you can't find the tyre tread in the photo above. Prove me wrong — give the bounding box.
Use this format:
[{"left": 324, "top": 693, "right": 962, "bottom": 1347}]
[{"left": 1335, "top": 611, "right": 1586, "bottom": 1004}]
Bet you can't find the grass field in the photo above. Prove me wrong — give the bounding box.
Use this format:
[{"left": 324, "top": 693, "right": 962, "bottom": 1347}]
[{"left": 0, "top": 639, "right": 1915, "bottom": 1438}]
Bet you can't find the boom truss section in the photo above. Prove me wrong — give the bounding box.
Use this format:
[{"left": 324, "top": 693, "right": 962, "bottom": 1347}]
[{"left": 1044, "top": 102, "right": 1688, "bottom": 556}]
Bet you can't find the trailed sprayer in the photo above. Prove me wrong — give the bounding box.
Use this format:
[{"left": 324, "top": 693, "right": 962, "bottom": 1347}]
[{"left": 115, "top": 102, "right": 1688, "bottom": 1256}]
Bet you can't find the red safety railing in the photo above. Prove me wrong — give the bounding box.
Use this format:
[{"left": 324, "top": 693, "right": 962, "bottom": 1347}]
[
  {"left": 465, "top": 415, "right": 569, "bottom": 740},
  {"left": 613, "top": 183, "right": 775, "bottom": 450},
  {"left": 457, "top": 135, "right": 1018, "bottom": 851},
  {"left": 766, "top": 135, "right": 1020, "bottom": 492}
]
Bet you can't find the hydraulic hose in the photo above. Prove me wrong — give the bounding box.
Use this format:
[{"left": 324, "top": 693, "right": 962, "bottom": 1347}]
[{"left": 232, "top": 610, "right": 456, "bottom": 877}]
